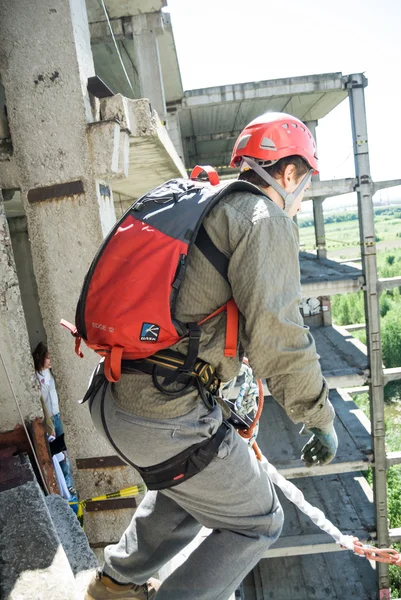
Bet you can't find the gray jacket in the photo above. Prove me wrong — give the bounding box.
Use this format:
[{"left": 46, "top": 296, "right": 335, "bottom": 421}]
[{"left": 114, "top": 188, "right": 334, "bottom": 430}]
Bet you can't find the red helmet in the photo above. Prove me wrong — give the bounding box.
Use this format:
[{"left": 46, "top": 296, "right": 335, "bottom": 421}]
[{"left": 230, "top": 112, "right": 319, "bottom": 174}]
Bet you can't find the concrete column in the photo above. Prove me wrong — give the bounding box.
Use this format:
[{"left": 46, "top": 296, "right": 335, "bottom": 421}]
[
  {"left": 0, "top": 193, "right": 42, "bottom": 431},
  {"left": 312, "top": 198, "right": 327, "bottom": 260},
  {"left": 132, "top": 12, "right": 167, "bottom": 124},
  {"left": 167, "top": 108, "right": 185, "bottom": 165},
  {"left": 0, "top": 0, "right": 137, "bottom": 543},
  {"left": 305, "top": 120, "right": 327, "bottom": 260},
  {"left": 347, "top": 73, "right": 389, "bottom": 595}
]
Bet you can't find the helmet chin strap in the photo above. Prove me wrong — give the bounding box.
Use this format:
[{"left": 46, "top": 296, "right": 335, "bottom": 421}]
[{"left": 242, "top": 157, "right": 313, "bottom": 213}]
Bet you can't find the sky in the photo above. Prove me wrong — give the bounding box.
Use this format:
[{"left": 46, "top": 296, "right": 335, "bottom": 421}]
[{"left": 166, "top": 0, "right": 401, "bottom": 208}]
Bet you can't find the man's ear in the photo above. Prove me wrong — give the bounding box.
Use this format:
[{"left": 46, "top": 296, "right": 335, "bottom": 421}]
[{"left": 283, "top": 164, "right": 296, "bottom": 187}]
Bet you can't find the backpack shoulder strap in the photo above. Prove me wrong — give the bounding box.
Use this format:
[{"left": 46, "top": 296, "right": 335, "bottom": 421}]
[{"left": 194, "top": 180, "right": 265, "bottom": 281}]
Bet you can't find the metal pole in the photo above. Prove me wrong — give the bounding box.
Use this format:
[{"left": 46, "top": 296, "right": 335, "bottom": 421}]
[{"left": 347, "top": 73, "right": 389, "bottom": 597}]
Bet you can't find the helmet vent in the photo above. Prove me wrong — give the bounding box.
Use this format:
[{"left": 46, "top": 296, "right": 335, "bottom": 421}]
[
  {"left": 260, "top": 137, "right": 277, "bottom": 150},
  {"left": 291, "top": 123, "right": 297, "bottom": 128},
  {"left": 237, "top": 134, "right": 251, "bottom": 150},
  {"left": 282, "top": 123, "right": 289, "bottom": 129}
]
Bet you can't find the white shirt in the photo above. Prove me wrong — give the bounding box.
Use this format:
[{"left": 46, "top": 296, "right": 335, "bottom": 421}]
[{"left": 36, "top": 368, "right": 60, "bottom": 417}]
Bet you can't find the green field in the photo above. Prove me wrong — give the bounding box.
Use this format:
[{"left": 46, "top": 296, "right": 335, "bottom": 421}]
[{"left": 299, "top": 208, "right": 401, "bottom": 259}]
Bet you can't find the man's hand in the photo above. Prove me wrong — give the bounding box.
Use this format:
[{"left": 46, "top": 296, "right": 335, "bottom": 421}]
[{"left": 300, "top": 424, "right": 338, "bottom": 467}]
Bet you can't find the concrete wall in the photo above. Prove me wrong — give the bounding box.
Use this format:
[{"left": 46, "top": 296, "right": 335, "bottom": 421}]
[
  {"left": 0, "top": 193, "right": 42, "bottom": 431},
  {"left": 0, "top": 0, "right": 139, "bottom": 543}
]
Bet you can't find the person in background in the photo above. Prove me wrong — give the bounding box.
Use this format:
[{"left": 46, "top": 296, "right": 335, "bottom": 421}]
[{"left": 32, "top": 341, "right": 76, "bottom": 496}]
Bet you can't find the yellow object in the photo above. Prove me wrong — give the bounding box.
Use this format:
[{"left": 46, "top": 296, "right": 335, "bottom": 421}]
[{"left": 69, "top": 483, "right": 146, "bottom": 528}]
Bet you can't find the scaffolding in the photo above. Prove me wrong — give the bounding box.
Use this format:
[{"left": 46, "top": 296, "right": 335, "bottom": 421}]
[{"left": 241, "top": 73, "right": 401, "bottom": 600}]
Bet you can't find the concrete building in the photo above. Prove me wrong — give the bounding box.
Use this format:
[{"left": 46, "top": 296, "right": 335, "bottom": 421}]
[
  {"left": 0, "top": 0, "right": 185, "bottom": 565},
  {"left": 1, "top": 1, "right": 401, "bottom": 598}
]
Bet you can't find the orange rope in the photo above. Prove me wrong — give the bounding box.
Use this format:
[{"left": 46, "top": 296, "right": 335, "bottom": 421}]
[{"left": 353, "top": 541, "right": 401, "bottom": 566}]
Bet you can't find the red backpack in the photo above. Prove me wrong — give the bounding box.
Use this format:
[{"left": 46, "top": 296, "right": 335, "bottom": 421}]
[{"left": 61, "top": 166, "right": 263, "bottom": 383}]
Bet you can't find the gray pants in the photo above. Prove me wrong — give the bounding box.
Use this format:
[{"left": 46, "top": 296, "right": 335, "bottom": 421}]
[{"left": 90, "top": 381, "right": 284, "bottom": 600}]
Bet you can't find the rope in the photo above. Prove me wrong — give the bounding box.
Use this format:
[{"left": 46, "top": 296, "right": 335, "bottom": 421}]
[
  {"left": 0, "top": 351, "right": 50, "bottom": 495},
  {"left": 242, "top": 374, "right": 401, "bottom": 567}
]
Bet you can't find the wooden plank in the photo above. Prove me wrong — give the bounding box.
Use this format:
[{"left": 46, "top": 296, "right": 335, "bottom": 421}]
[
  {"left": 0, "top": 424, "right": 31, "bottom": 455},
  {"left": 277, "top": 458, "right": 371, "bottom": 480},
  {"left": 30, "top": 417, "right": 59, "bottom": 495},
  {"left": 254, "top": 552, "right": 376, "bottom": 600},
  {"left": 331, "top": 389, "right": 372, "bottom": 450},
  {"left": 257, "top": 391, "right": 371, "bottom": 474},
  {"left": 345, "top": 386, "right": 369, "bottom": 396},
  {"left": 324, "top": 372, "right": 368, "bottom": 388},
  {"left": 266, "top": 532, "right": 369, "bottom": 558},
  {"left": 258, "top": 554, "right": 309, "bottom": 599},
  {"left": 343, "top": 323, "right": 366, "bottom": 332},
  {"left": 269, "top": 472, "right": 375, "bottom": 559},
  {"left": 323, "top": 550, "right": 376, "bottom": 600}
]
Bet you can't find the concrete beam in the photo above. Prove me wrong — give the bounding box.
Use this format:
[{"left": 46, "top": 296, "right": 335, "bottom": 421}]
[
  {"left": 185, "top": 130, "right": 241, "bottom": 143},
  {"left": 183, "top": 72, "right": 346, "bottom": 108},
  {"left": 301, "top": 277, "right": 364, "bottom": 298},
  {"left": 305, "top": 178, "right": 357, "bottom": 199},
  {"left": 373, "top": 179, "right": 401, "bottom": 195},
  {"left": 343, "top": 323, "right": 366, "bottom": 332},
  {"left": 389, "top": 527, "right": 401, "bottom": 543},
  {"left": 111, "top": 98, "right": 186, "bottom": 205},
  {"left": 89, "top": 17, "right": 125, "bottom": 43},
  {"left": 86, "top": 0, "right": 167, "bottom": 22},
  {"left": 386, "top": 452, "right": 401, "bottom": 468},
  {"left": 378, "top": 276, "right": 401, "bottom": 293},
  {"left": 383, "top": 367, "right": 401, "bottom": 385}
]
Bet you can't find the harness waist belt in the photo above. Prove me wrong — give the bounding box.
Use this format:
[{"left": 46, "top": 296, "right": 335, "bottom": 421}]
[
  {"left": 121, "top": 350, "right": 220, "bottom": 394},
  {"left": 136, "top": 421, "right": 229, "bottom": 490}
]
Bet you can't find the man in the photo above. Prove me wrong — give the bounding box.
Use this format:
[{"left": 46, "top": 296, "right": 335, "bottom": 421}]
[{"left": 86, "top": 112, "right": 338, "bottom": 600}]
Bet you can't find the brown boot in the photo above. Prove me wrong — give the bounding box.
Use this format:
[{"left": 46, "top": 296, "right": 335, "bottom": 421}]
[{"left": 85, "top": 569, "right": 160, "bottom": 600}]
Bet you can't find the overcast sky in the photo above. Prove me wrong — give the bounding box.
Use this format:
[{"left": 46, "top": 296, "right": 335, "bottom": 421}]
[{"left": 166, "top": 0, "right": 401, "bottom": 205}]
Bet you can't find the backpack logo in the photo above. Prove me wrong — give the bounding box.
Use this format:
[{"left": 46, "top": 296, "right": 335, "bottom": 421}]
[{"left": 140, "top": 323, "right": 160, "bottom": 342}]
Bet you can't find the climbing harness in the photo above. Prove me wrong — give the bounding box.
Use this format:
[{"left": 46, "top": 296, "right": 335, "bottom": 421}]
[{"left": 241, "top": 375, "right": 401, "bottom": 568}]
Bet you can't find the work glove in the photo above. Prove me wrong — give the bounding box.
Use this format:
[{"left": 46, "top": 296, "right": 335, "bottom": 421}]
[{"left": 300, "top": 423, "right": 338, "bottom": 467}]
